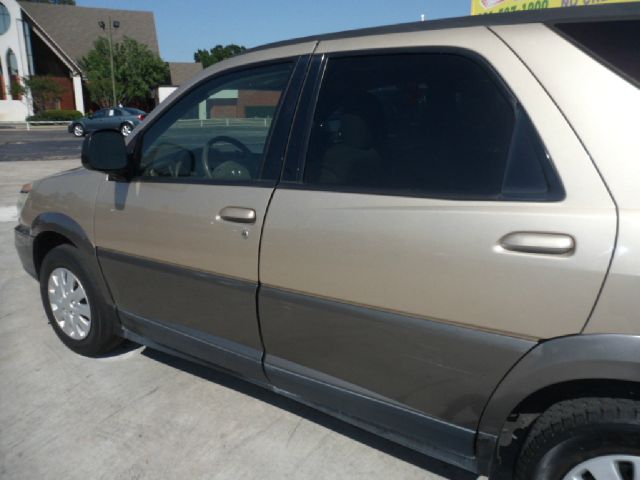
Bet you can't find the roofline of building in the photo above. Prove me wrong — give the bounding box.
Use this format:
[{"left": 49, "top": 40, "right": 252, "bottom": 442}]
[
  {"left": 20, "top": 9, "right": 83, "bottom": 76},
  {"left": 248, "top": 3, "right": 640, "bottom": 53}
]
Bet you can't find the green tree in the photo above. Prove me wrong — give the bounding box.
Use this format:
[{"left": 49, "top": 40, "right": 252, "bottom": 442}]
[
  {"left": 194, "top": 44, "right": 246, "bottom": 68},
  {"left": 24, "top": 75, "right": 64, "bottom": 112},
  {"left": 21, "top": 0, "right": 76, "bottom": 4},
  {"left": 80, "top": 36, "right": 169, "bottom": 108}
]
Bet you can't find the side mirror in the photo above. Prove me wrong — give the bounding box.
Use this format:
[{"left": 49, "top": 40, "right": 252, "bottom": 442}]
[{"left": 81, "top": 130, "right": 130, "bottom": 179}]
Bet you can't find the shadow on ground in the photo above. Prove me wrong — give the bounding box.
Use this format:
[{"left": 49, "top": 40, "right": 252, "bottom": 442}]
[{"left": 138, "top": 346, "right": 479, "bottom": 480}]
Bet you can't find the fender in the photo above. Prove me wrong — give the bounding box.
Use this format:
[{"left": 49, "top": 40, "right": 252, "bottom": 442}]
[
  {"left": 31, "top": 212, "right": 94, "bottom": 257},
  {"left": 30, "top": 212, "right": 116, "bottom": 310},
  {"left": 476, "top": 334, "right": 640, "bottom": 471}
]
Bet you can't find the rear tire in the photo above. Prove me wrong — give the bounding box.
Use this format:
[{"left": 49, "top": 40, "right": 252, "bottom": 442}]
[
  {"left": 515, "top": 398, "right": 640, "bottom": 480},
  {"left": 40, "top": 244, "right": 121, "bottom": 356}
]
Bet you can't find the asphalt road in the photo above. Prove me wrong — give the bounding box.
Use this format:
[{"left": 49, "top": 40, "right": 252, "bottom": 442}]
[{"left": 0, "top": 128, "right": 83, "bottom": 162}]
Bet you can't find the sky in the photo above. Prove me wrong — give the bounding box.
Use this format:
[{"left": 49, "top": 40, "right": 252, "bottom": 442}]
[{"left": 76, "top": 0, "right": 471, "bottom": 62}]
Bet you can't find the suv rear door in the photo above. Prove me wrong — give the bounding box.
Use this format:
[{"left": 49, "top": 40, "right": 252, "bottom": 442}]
[
  {"left": 258, "top": 28, "right": 616, "bottom": 458},
  {"left": 93, "top": 46, "right": 314, "bottom": 381}
]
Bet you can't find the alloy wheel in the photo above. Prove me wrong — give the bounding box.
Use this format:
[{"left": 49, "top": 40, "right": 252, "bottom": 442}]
[
  {"left": 563, "top": 455, "right": 640, "bottom": 480},
  {"left": 47, "top": 267, "right": 92, "bottom": 340}
]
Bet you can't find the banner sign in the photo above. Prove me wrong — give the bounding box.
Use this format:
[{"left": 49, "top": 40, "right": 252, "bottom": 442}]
[{"left": 471, "top": 0, "right": 640, "bottom": 15}]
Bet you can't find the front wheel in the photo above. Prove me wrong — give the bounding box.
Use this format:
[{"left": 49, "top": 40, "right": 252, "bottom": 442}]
[
  {"left": 72, "top": 123, "right": 84, "bottom": 137},
  {"left": 120, "top": 123, "right": 133, "bottom": 137},
  {"left": 515, "top": 398, "right": 640, "bottom": 480},
  {"left": 40, "top": 244, "right": 121, "bottom": 356}
]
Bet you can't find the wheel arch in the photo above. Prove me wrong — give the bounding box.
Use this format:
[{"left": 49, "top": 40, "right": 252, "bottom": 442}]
[
  {"left": 31, "top": 212, "right": 115, "bottom": 304},
  {"left": 476, "top": 334, "right": 640, "bottom": 475},
  {"left": 32, "top": 212, "right": 92, "bottom": 276}
]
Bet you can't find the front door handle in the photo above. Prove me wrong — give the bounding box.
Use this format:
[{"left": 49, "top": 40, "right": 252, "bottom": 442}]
[
  {"left": 218, "top": 206, "right": 256, "bottom": 224},
  {"left": 500, "top": 232, "right": 575, "bottom": 255}
]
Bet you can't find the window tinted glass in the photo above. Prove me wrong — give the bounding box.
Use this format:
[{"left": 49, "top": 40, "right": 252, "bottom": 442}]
[
  {"left": 139, "top": 62, "right": 293, "bottom": 181},
  {"left": 555, "top": 20, "right": 640, "bottom": 85},
  {"left": 304, "top": 53, "right": 562, "bottom": 200},
  {"left": 92, "top": 109, "right": 107, "bottom": 118}
]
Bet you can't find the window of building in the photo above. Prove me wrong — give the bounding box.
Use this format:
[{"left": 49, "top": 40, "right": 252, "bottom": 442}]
[
  {"left": 303, "top": 53, "right": 563, "bottom": 201},
  {"left": 6, "top": 49, "right": 19, "bottom": 99},
  {"left": 0, "top": 56, "right": 4, "bottom": 100},
  {"left": 138, "top": 62, "right": 293, "bottom": 182},
  {"left": 0, "top": 3, "right": 10, "bottom": 36}
]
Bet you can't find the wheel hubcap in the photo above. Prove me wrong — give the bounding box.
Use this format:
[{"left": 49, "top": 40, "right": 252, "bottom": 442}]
[
  {"left": 74, "top": 125, "right": 83, "bottom": 136},
  {"left": 121, "top": 125, "right": 131, "bottom": 136},
  {"left": 47, "top": 267, "right": 91, "bottom": 339},
  {"left": 563, "top": 455, "right": 640, "bottom": 480}
]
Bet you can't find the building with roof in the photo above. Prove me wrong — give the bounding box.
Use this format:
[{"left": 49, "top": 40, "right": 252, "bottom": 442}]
[
  {"left": 0, "top": 0, "right": 161, "bottom": 121},
  {"left": 156, "top": 61, "right": 203, "bottom": 104}
]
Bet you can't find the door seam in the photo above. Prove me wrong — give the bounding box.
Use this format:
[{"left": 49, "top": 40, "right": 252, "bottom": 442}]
[
  {"left": 487, "top": 25, "right": 620, "bottom": 335},
  {"left": 255, "top": 41, "right": 320, "bottom": 380}
]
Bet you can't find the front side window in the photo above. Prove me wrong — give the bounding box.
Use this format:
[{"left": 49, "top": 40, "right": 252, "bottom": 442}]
[
  {"left": 304, "top": 53, "right": 563, "bottom": 201},
  {"left": 138, "top": 62, "right": 293, "bottom": 182}
]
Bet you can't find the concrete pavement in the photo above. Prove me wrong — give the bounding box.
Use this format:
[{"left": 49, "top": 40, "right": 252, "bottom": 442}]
[{"left": 0, "top": 154, "right": 482, "bottom": 480}]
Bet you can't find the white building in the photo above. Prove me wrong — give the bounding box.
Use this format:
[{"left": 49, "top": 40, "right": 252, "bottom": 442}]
[
  {"left": 0, "top": 0, "right": 163, "bottom": 122},
  {"left": 0, "top": 0, "right": 32, "bottom": 121}
]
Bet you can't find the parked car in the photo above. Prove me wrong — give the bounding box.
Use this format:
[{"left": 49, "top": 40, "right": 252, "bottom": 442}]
[
  {"left": 68, "top": 107, "right": 146, "bottom": 137},
  {"left": 15, "top": 4, "right": 640, "bottom": 479}
]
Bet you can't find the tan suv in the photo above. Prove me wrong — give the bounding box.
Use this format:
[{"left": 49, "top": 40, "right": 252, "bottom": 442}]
[{"left": 13, "top": 5, "right": 640, "bottom": 479}]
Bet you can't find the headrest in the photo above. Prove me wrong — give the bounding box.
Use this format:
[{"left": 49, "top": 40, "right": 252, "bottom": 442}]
[{"left": 341, "top": 114, "right": 373, "bottom": 149}]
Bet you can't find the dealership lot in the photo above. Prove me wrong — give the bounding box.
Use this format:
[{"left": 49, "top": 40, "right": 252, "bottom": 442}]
[{"left": 0, "top": 131, "right": 477, "bottom": 480}]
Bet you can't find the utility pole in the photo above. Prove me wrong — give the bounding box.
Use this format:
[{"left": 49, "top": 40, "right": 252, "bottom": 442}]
[{"left": 98, "top": 17, "right": 120, "bottom": 106}]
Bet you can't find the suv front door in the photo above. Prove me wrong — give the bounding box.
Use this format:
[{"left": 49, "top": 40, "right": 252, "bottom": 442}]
[
  {"left": 258, "top": 32, "right": 616, "bottom": 460},
  {"left": 93, "top": 52, "right": 311, "bottom": 381}
]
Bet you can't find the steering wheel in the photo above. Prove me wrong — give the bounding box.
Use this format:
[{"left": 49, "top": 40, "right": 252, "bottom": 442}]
[
  {"left": 143, "top": 141, "right": 195, "bottom": 178},
  {"left": 201, "top": 136, "right": 252, "bottom": 178}
]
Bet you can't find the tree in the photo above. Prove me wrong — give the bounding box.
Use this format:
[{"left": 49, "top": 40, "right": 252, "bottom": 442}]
[
  {"left": 24, "top": 75, "right": 64, "bottom": 112},
  {"left": 21, "top": 0, "right": 76, "bottom": 4},
  {"left": 194, "top": 44, "right": 246, "bottom": 68},
  {"left": 80, "top": 36, "right": 169, "bottom": 108}
]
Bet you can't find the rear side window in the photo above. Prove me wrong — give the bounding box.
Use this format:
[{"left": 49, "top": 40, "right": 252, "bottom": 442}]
[
  {"left": 555, "top": 20, "right": 640, "bottom": 86},
  {"left": 303, "top": 53, "right": 564, "bottom": 201}
]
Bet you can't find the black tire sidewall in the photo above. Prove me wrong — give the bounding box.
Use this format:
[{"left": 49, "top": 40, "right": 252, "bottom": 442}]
[
  {"left": 528, "top": 423, "right": 640, "bottom": 480},
  {"left": 39, "top": 245, "right": 114, "bottom": 356}
]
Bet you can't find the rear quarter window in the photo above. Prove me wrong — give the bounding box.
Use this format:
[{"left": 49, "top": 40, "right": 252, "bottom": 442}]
[{"left": 554, "top": 20, "right": 640, "bottom": 86}]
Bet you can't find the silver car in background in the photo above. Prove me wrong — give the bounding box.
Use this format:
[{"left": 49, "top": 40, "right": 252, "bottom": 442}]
[{"left": 68, "top": 107, "right": 146, "bottom": 137}]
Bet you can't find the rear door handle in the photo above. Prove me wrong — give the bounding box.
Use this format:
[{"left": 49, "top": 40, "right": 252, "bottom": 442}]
[
  {"left": 500, "top": 232, "right": 575, "bottom": 255},
  {"left": 218, "top": 206, "right": 256, "bottom": 224}
]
